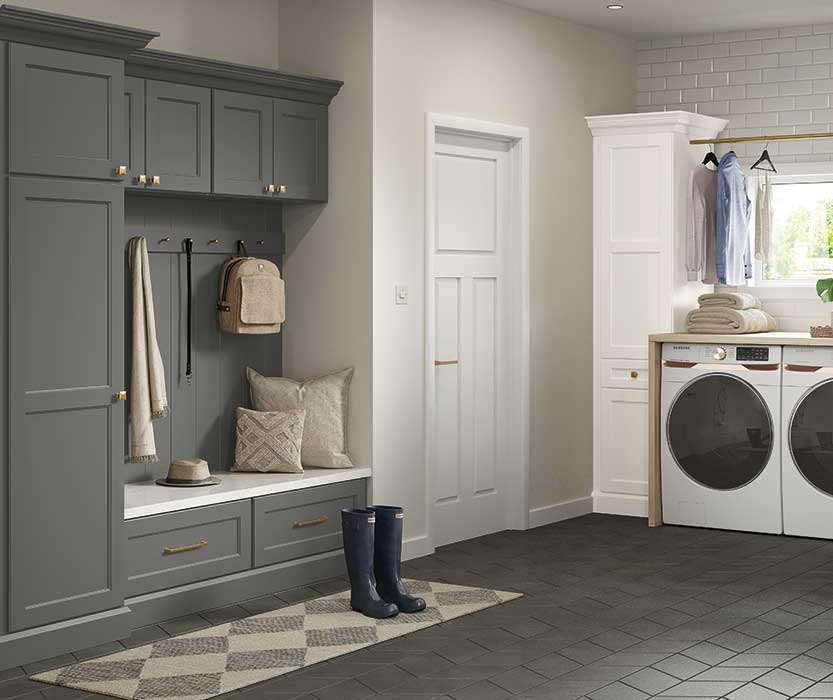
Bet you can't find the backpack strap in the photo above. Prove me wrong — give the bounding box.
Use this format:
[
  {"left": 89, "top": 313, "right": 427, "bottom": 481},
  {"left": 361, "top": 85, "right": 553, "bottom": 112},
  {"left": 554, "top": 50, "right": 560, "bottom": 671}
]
[
  {"left": 184, "top": 237, "right": 194, "bottom": 382},
  {"left": 236, "top": 239, "right": 248, "bottom": 257}
]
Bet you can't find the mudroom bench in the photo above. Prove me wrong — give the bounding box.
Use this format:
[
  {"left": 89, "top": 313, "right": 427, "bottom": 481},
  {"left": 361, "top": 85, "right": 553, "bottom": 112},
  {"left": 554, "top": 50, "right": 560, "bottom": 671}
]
[
  {"left": 123, "top": 470, "right": 370, "bottom": 629},
  {"left": 0, "top": 4, "right": 355, "bottom": 671}
]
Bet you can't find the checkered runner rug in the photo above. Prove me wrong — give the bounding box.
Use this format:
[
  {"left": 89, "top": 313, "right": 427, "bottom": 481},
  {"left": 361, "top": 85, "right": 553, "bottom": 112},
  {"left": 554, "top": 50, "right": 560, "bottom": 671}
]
[{"left": 32, "top": 580, "right": 521, "bottom": 700}]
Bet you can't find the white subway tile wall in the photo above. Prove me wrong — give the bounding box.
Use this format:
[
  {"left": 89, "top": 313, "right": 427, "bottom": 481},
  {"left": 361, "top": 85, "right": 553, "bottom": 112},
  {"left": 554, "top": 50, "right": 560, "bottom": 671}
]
[
  {"left": 636, "top": 24, "right": 833, "bottom": 327},
  {"left": 636, "top": 25, "right": 833, "bottom": 163}
]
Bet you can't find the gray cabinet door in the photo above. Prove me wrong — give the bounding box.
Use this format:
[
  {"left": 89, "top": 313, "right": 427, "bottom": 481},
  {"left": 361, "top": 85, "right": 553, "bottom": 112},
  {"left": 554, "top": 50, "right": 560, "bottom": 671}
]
[
  {"left": 145, "top": 80, "right": 211, "bottom": 193},
  {"left": 124, "top": 76, "right": 146, "bottom": 189},
  {"left": 8, "top": 178, "right": 125, "bottom": 632},
  {"left": 213, "top": 90, "right": 273, "bottom": 197},
  {"left": 274, "top": 99, "right": 328, "bottom": 202},
  {"left": 9, "top": 43, "right": 126, "bottom": 180}
]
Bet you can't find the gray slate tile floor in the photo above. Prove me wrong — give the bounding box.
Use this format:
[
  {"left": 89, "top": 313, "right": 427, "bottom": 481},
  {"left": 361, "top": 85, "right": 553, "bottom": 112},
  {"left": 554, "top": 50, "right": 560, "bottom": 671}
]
[{"left": 16, "top": 514, "right": 833, "bottom": 698}]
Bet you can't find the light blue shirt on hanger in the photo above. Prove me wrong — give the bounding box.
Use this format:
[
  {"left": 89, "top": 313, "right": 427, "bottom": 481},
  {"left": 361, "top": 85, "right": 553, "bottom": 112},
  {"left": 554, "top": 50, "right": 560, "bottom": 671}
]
[{"left": 716, "top": 151, "right": 752, "bottom": 286}]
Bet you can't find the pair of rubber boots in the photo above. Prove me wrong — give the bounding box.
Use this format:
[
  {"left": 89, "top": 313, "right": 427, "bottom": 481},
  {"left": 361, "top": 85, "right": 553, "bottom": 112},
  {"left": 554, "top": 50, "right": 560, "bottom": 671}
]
[{"left": 341, "top": 506, "right": 426, "bottom": 619}]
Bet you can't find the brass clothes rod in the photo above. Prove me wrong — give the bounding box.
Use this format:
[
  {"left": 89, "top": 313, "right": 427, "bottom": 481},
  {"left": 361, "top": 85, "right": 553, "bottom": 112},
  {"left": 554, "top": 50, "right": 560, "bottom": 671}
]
[{"left": 690, "top": 131, "right": 833, "bottom": 146}]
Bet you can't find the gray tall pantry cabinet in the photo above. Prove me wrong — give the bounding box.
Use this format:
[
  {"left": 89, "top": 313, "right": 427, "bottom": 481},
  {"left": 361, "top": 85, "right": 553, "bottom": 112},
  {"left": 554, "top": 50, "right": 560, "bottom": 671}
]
[{"left": 0, "top": 5, "right": 350, "bottom": 670}]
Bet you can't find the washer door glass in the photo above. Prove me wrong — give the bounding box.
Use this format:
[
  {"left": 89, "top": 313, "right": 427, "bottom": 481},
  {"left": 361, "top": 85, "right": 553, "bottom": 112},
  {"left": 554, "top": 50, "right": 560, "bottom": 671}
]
[
  {"left": 667, "top": 374, "right": 773, "bottom": 490},
  {"left": 790, "top": 380, "right": 833, "bottom": 496}
]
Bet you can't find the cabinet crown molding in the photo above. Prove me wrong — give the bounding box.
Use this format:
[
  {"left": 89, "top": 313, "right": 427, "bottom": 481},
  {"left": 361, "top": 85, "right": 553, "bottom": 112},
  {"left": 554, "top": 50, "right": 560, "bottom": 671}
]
[
  {"left": 585, "top": 110, "right": 727, "bottom": 138},
  {"left": 127, "top": 48, "right": 343, "bottom": 106},
  {"left": 0, "top": 4, "right": 157, "bottom": 57}
]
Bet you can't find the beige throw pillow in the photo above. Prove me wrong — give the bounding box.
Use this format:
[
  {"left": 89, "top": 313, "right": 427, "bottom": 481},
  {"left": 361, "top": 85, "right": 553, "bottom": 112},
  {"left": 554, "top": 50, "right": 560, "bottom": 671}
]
[
  {"left": 247, "top": 367, "right": 354, "bottom": 469},
  {"left": 233, "top": 407, "right": 305, "bottom": 473}
]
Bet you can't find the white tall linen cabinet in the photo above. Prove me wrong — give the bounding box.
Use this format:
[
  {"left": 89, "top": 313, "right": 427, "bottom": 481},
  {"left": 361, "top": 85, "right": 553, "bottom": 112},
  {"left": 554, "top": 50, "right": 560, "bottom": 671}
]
[{"left": 585, "top": 111, "right": 727, "bottom": 517}]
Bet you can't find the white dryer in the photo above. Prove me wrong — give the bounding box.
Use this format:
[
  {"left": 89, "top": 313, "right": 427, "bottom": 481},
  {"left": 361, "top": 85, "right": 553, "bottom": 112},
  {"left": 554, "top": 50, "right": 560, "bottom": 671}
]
[
  {"left": 782, "top": 346, "right": 833, "bottom": 538},
  {"left": 661, "top": 342, "right": 782, "bottom": 533}
]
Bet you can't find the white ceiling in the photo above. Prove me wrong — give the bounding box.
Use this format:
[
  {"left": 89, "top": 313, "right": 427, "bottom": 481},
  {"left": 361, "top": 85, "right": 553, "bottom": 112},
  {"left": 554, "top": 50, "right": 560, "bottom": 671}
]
[{"left": 503, "top": 0, "right": 833, "bottom": 38}]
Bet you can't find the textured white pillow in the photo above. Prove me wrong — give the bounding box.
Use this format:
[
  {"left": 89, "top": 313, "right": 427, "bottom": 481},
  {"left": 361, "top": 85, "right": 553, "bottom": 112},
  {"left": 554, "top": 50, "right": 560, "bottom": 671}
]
[
  {"left": 247, "top": 367, "right": 354, "bottom": 469},
  {"left": 232, "top": 407, "right": 305, "bottom": 473}
]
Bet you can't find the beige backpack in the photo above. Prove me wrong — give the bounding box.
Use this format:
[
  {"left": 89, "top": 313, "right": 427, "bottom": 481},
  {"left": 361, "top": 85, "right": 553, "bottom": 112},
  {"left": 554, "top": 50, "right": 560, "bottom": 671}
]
[{"left": 217, "top": 242, "right": 285, "bottom": 334}]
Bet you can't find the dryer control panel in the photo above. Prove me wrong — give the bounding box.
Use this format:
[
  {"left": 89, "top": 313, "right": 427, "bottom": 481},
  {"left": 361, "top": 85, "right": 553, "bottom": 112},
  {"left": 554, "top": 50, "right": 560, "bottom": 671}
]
[
  {"left": 662, "top": 343, "right": 782, "bottom": 365},
  {"left": 736, "top": 346, "right": 769, "bottom": 362}
]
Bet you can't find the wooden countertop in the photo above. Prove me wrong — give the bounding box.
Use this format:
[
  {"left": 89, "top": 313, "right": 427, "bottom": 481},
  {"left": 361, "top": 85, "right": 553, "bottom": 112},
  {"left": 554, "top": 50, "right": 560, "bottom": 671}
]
[{"left": 649, "top": 331, "right": 833, "bottom": 346}]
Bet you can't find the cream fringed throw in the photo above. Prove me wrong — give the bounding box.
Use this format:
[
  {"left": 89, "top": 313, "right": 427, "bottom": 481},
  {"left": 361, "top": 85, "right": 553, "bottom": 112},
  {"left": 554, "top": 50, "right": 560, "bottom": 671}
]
[{"left": 128, "top": 237, "right": 168, "bottom": 463}]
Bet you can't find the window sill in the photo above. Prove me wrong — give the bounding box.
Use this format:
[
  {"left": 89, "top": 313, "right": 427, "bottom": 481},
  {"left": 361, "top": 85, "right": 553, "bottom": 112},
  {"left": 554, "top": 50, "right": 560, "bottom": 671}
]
[{"left": 720, "top": 283, "right": 819, "bottom": 301}]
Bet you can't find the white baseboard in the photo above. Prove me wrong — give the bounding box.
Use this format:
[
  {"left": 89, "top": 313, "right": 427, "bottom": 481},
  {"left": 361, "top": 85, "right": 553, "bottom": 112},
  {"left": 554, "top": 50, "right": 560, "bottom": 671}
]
[
  {"left": 402, "top": 534, "right": 434, "bottom": 561},
  {"left": 593, "top": 491, "right": 648, "bottom": 518},
  {"left": 528, "top": 496, "right": 593, "bottom": 528}
]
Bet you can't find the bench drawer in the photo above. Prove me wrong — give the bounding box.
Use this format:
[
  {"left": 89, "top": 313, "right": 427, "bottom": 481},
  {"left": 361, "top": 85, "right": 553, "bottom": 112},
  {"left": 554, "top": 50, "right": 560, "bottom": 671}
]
[
  {"left": 253, "top": 480, "right": 365, "bottom": 567},
  {"left": 126, "top": 501, "right": 251, "bottom": 597}
]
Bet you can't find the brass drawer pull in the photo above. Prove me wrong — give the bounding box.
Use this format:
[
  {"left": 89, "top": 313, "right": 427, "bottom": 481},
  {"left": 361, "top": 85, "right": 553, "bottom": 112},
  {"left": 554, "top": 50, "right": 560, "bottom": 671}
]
[
  {"left": 434, "top": 360, "right": 458, "bottom": 366},
  {"left": 164, "top": 540, "right": 208, "bottom": 555},
  {"left": 293, "top": 515, "right": 330, "bottom": 528},
  {"left": 630, "top": 371, "right": 639, "bottom": 379}
]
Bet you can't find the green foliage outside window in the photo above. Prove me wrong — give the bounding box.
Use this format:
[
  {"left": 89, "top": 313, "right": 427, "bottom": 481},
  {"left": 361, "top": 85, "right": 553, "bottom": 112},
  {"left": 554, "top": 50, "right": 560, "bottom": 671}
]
[{"left": 763, "top": 184, "right": 833, "bottom": 282}]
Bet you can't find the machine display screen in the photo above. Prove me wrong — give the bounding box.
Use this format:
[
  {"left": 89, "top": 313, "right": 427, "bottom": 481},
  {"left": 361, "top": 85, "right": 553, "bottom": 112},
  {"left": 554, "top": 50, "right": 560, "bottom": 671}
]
[{"left": 736, "top": 347, "right": 769, "bottom": 362}]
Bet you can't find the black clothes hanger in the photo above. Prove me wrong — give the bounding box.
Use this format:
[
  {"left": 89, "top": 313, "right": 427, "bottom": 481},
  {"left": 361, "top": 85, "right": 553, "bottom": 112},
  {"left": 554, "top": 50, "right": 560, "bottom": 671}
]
[
  {"left": 751, "top": 144, "right": 777, "bottom": 173},
  {"left": 702, "top": 149, "right": 719, "bottom": 169}
]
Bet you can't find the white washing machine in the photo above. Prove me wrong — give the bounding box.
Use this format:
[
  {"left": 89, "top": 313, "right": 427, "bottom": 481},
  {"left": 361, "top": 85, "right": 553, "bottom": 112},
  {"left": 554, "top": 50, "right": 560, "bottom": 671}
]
[
  {"left": 661, "top": 342, "right": 782, "bottom": 533},
  {"left": 782, "top": 346, "right": 833, "bottom": 538}
]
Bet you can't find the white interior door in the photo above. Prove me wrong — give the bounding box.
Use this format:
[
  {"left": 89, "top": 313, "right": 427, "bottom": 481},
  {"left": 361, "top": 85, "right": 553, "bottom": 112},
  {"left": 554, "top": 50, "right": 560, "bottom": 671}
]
[{"left": 429, "top": 136, "right": 513, "bottom": 547}]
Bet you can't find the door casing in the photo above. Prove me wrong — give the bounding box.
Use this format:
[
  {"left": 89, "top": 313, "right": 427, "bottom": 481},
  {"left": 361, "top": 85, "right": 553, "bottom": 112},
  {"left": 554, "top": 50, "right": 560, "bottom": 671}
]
[{"left": 424, "top": 113, "right": 530, "bottom": 553}]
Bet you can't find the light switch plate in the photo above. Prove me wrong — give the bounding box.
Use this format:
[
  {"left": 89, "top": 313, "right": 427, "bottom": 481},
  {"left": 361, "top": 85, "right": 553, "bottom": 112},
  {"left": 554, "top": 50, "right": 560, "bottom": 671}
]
[{"left": 395, "top": 285, "right": 409, "bottom": 305}]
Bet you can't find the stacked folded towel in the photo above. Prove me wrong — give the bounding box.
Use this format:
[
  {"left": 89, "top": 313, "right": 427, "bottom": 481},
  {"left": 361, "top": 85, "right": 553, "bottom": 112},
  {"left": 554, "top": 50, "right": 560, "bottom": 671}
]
[{"left": 686, "top": 292, "right": 777, "bottom": 334}]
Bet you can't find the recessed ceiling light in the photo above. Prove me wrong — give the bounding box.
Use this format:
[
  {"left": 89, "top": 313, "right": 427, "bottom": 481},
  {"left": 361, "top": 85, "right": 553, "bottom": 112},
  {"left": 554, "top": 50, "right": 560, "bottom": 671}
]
[{"left": 606, "top": 3, "right": 624, "bottom": 9}]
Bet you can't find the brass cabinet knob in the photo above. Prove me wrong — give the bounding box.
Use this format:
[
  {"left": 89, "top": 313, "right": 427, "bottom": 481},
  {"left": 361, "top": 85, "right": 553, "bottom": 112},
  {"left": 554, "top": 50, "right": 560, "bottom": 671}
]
[
  {"left": 136, "top": 174, "right": 147, "bottom": 185},
  {"left": 265, "top": 184, "right": 276, "bottom": 194},
  {"left": 116, "top": 390, "right": 128, "bottom": 401},
  {"left": 630, "top": 371, "right": 639, "bottom": 379},
  {"left": 115, "top": 165, "right": 128, "bottom": 176},
  {"left": 278, "top": 185, "right": 287, "bottom": 194},
  {"left": 151, "top": 175, "right": 161, "bottom": 185}
]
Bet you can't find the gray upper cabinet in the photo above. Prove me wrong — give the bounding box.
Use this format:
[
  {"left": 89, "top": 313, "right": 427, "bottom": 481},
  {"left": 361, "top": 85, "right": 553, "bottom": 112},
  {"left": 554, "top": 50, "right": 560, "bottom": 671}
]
[
  {"left": 274, "top": 99, "right": 328, "bottom": 202},
  {"left": 124, "top": 76, "right": 146, "bottom": 189},
  {"left": 213, "top": 90, "right": 274, "bottom": 197},
  {"left": 145, "top": 80, "right": 211, "bottom": 193},
  {"left": 9, "top": 43, "right": 127, "bottom": 181},
  {"left": 7, "top": 177, "right": 125, "bottom": 632},
  {"left": 213, "top": 92, "right": 328, "bottom": 202}
]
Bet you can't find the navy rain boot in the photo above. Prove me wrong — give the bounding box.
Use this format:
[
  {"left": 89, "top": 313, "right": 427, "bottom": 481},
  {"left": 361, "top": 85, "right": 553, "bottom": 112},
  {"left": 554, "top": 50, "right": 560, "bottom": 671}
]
[
  {"left": 341, "top": 508, "right": 399, "bottom": 619},
  {"left": 368, "top": 506, "right": 427, "bottom": 613}
]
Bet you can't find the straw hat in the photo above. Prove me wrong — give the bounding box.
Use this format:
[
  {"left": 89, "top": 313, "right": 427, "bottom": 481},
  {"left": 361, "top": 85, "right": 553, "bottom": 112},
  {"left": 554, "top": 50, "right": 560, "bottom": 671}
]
[{"left": 156, "top": 459, "right": 221, "bottom": 487}]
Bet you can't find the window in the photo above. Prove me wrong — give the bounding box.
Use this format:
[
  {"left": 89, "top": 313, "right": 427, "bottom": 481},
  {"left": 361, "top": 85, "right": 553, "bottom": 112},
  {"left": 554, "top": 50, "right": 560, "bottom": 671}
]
[
  {"left": 753, "top": 164, "right": 833, "bottom": 287},
  {"left": 763, "top": 181, "right": 833, "bottom": 282}
]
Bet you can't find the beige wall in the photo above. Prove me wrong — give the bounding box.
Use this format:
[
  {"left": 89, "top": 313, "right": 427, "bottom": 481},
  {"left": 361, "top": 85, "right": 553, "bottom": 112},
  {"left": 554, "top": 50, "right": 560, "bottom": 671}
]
[
  {"left": 10, "top": 0, "right": 280, "bottom": 68},
  {"left": 372, "top": 0, "right": 636, "bottom": 543},
  {"left": 278, "top": 0, "right": 373, "bottom": 469}
]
